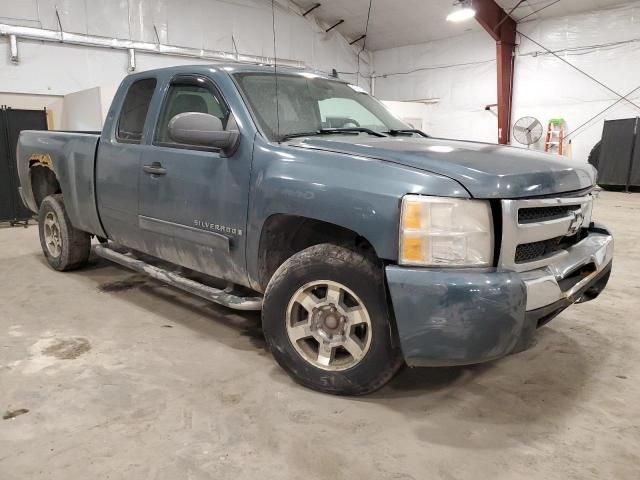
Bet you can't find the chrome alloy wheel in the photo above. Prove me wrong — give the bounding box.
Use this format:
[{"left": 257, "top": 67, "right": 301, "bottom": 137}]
[
  {"left": 43, "top": 211, "right": 62, "bottom": 258},
  {"left": 285, "top": 280, "right": 373, "bottom": 371}
]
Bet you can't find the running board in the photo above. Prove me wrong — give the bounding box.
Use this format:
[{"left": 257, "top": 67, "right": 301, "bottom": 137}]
[{"left": 94, "top": 244, "right": 263, "bottom": 311}]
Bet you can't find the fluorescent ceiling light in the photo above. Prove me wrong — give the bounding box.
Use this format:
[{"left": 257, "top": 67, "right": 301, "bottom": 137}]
[{"left": 446, "top": 7, "right": 476, "bottom": 22}]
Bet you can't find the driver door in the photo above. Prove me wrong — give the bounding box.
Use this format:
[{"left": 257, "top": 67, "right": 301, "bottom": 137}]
[{"left": 137, "top": 74, "right": 251, "bottom": 285}]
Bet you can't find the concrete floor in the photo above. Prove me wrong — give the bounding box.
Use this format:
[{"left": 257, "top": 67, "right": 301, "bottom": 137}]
[{"left": 1, "top": 191, "right": 638, "bottom": 479}]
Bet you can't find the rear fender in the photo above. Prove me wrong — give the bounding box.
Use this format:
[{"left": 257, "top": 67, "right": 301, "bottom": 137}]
[{"left": 18, "top": 131, "right": 106, "bottom": 237}]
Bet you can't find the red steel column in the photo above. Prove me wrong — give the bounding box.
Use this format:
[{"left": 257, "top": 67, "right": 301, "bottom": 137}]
[{"left": 474, "top": 0, "right": 517, "bottom": 144}]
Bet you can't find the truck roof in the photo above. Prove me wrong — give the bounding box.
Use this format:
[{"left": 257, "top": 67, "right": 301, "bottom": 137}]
[{"left": 127, "top": 62, "right": 347, "bottom": 82}]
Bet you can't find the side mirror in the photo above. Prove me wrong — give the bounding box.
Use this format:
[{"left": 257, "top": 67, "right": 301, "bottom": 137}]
[{"left": 168, "top": 112, "right": 239, "bottom": 155}]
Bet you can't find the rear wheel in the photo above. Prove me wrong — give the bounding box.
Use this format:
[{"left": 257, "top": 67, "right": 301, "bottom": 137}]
[
  {"left": 38, "top": 194, "right": 91, "bottom": 271},
  {"left": 262, "top": 243, "right": 403, "bottom": 395}
]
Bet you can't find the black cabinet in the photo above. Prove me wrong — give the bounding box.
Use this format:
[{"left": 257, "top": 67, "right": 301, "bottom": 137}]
[
  {"left": 597, "top": 117, "right": 640, "bottom": 190},
  {"left": 0, "top": 108, "right": 48, "bottom": 223}
]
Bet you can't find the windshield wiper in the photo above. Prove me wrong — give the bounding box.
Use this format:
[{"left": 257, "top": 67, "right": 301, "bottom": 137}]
[
  {"left": 385, "top": 129, "right": 429, "bottom": 137},
  {"left": 280, "top": 127, "right": 386, "bottom": 142},
  {"left": 320, "top": 127, "right": 387, "bottom": 137}
]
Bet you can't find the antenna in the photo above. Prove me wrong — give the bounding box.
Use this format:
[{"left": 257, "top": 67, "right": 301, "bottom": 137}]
[
  {"left": 271, "top": 0, "right": 281, "bottom": 141},
  {"left": 356, "top": 0, "right": 373, "bottom": 87}
]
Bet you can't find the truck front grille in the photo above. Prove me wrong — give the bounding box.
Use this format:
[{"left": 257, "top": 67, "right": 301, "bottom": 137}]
[
  {"left": 515, "top": 237, "right": 563, "bottom": 263},
  {"left": 499, "top": 194, "right": 594, "bottom": 272},
  {"left": 518, "top": 205, "right": 581, "bottom": 224},
  {"left": 514, "top": 235, "right": 583, "bottom": 264}
]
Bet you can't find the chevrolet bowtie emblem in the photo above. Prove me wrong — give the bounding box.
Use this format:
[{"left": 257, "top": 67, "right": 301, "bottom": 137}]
[{"left": 567, "top": 210, "right": 584, "bottom": 236}]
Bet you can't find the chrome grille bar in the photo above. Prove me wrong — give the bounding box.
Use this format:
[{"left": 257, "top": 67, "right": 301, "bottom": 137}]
[{"left": 499, "top": 195, "right": 594, "bottom": 272}]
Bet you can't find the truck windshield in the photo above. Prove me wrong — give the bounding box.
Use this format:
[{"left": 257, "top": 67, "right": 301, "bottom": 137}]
[{"left": 233, "top": 72, "right": 410, "bottom": 142}]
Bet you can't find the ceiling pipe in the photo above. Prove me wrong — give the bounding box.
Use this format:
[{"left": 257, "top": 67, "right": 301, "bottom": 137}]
[
  {"left": 9, "top": 33, "right": 18, "bottom": 63},
  {"left": 0, "top": 23, "right": 306, "bottom": 69},
  {"left": 127, "top": 48, "right": 136, "bottom": 72}
]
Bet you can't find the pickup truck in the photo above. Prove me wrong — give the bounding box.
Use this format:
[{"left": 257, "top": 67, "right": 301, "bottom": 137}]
[{"left": 17, "top": 64, "right": 614, "bottom": 395}]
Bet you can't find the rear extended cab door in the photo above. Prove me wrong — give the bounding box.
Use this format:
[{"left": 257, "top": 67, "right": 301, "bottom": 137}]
[
  {"left": 96, "top": 74, "right": 158, "bottom": 250},
  {"left": 135, "top": 67, "right": 256, "bottom": 286}
]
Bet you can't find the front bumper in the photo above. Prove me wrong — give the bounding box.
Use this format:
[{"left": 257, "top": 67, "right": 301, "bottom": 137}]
[{"left": 386, "top": 224, "right": 614, "bottom": 367}]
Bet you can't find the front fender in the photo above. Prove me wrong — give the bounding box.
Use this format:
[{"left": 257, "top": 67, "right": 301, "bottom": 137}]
[{"left": 245, "top": 140, "right": 469, "bottom": 288}]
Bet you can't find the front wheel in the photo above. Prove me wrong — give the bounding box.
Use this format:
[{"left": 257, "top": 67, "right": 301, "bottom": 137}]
[
  {"left": 38, "top": 194, "right": 91, "bottom": 271},
  {"left": 262, "top": 244, "right": 403, "bottom": 395}
]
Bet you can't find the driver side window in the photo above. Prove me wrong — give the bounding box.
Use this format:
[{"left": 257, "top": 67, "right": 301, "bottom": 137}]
[{"left": 155, "top": 82, "right": 228, "bottom": 145}]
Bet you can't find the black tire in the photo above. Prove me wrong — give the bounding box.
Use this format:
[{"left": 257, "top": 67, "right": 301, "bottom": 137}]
[
  {"left": 38, "top": 194, "right": 91, "bottom": 271},
  {"left": 262, "top": 243, "right": 403, "bottom": 395}
]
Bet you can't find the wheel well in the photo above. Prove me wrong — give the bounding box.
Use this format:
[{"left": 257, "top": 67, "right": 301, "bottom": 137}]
[
  {"left": 257, "top": 214, "right": 378, "bottom": 291},
  {"left": 29, "top": 164, "right": 61, "bottom": 208}
]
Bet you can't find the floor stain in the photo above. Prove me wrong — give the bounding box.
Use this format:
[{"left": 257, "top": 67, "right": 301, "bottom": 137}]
[
  {"left": 42, "top": 337, "right": 91, "bottom": 360},
  {"left": 3, "top": 408, "right": 29, "bottom": 420},
  {"left": 98, "top": 275, "right": 148, "bottom": 292},
  {"left": 220, "top": 392, "right": 242, "bottom": 406}
]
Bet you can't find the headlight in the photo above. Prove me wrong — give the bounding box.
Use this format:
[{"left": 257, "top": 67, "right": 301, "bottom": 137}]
[{"left": 399, "top": 195, "right": 494, "bottom": 267}]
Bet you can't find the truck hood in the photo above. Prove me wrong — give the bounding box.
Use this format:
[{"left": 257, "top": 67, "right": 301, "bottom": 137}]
[{"left": 291, "top": 136, "right": 596, "bottom": 198}]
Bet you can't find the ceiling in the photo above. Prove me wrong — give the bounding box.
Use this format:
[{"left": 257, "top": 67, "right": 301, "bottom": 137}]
[
  {"left": 292, "top": 0, "right": 632, "bottom": 50},
  {"left": 496, "top": 0, "right": 629, "bottom": 21}
]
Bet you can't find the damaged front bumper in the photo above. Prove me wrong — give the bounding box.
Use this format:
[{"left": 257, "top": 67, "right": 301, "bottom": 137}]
[{"left": 385, "top": 224, "right": 614, "bottom": 367}]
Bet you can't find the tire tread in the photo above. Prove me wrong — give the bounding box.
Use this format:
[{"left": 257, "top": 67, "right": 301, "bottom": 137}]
[
  {"left": 263, "top": 243, "right": 403, "bottom": 395},
  {"left": 38, "top": 194, "right": 90, "bottom": 271}
]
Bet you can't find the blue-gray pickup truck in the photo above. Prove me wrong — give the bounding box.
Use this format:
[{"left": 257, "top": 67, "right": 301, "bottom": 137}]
[{"left": 16, "top": 64, "right": 614, "bottom": 395}]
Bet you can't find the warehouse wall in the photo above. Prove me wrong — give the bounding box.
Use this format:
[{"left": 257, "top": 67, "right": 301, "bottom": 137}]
[
  {"left": 373, "top": 32, "right": 498, "bottom": 141},
  {"left": 374, "top": 2, "right": 640, "bottom": 163},
  {"left": 513, "top": 2, "right": 640, "bottom": 163},
  {"left": 60, "top": 87, "right": 104, "bottom": 131},
  {"left": 373, "top": 31, "right": 497, "bottom": 143},
  {"left": 0, "top": 0, "right": 370, "bottom": 100},
  {"left": 381, "top": 101, "right": 428, "bottom": 131},
  {"left": 0, "top": 92, "right": 63, "bottom": 128}
]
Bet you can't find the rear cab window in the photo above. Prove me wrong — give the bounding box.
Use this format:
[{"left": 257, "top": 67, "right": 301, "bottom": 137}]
[{"left": 116, "top": 78, "right": 157, "bottom": 143}]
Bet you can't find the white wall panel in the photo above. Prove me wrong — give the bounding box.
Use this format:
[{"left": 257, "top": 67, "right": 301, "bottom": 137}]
[
  {"left": 0, "top": 0, "right": 369, "bottom": 101},
  {"left": 35, "top": 0, "right": 89, "bottom": 33},
  {"left": 381, "top": 100, "right": 427, "bottom": 129},
  {"left": 61, "top": 86, "right": 103, "bottom": 130},
  {"left": 127, "top": 0, "right": 169, "bottom": 43},
  {"left": 374, "top": 2, "right": 640, "bottom": 163},
  {"left": 513, "top": 2, "right": 640, "bottom": 163},
  {"left": 166, "top": 0, "right": 206, "bottom": 49},
  {"left": 86, "top": 0, "right": 131, "bottom": 39},
  {"left": 373, "top": 31, "right": 497, "bottom": 143},
  {"left": 0, "top": 0, "right": 40, "bottom": 27}
]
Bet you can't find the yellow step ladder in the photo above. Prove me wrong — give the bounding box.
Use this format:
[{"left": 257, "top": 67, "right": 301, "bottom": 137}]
[{"left": 544, "top": 118, "right": 564, "bottom": 155}]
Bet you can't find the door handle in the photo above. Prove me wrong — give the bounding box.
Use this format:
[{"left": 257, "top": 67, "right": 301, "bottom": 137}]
[{"left": 143, "top": 162, "right": 167, "bottom": 176}]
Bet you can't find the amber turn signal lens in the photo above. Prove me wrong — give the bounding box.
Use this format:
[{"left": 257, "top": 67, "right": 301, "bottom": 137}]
[
  {"left": 401, "top": 236, "right": 422, "bottom": 262},
  {"left": 403, "top": 201, "right": 422, "bottom": 229}
]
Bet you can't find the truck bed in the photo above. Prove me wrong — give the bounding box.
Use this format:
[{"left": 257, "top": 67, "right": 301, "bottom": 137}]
[{"left": 17, "top": 130, "right": 106, "bottom": 237}]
